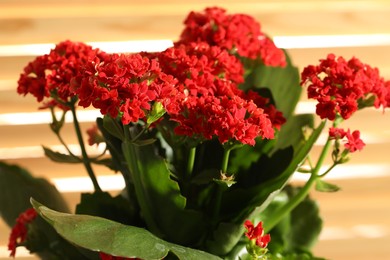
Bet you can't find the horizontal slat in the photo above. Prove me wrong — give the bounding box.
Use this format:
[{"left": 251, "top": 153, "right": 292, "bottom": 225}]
[{"left": 1, "top": 2, "right": 390, "bottom": 45}]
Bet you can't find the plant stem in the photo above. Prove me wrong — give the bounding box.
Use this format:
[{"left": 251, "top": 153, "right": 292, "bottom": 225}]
[
  {"left": 122, "top": 125, "right": 162, "bottom": 237},
  {"left": 55, "top": 131, "right": 80, "bottom": 160},
  {"left": 131, "top": 123, "right": 149, "bottom": 142},
  {"left": 221, "top": 148, "right": 231, "bottom": 173},
  {"left": 212, "top": 147, "right": 232, "bottom": 222},
  {"left": 70, "top": 106, "right": 102, "bottom": 192},
  {"left": 186, "top": 146, "right": 196, "bottom": 178},
  {"left": 264, "top": 128, "right": 334, "bottom": 233}
]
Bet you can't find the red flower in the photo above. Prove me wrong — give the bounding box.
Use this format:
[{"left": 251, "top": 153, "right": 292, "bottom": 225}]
[
  {"left": 177, "top": 7, "right": 286, "bottom": 67},
  {"left": 329, "top": 127, "right": 347, "bottom": 140},
  {"left": 344, "top": 129, "right": 365, "bottom": 152},
  {"left": 301, "top": 54, "right": 387, "bottom": 120},
  {"left": 244, "top": 220, "right": 271, "bottom": 248},
  {"left": 77, "top": 53, "right": 181, "bottom": 125},
  {"left": 17, "top": 40, "right": 108, "bottom": 109},
  {"left": 8, "top": 208, "right": 38, "bottom": 257},
  {"left": 155, "top": 42, "right": 275, "bottom": 145},
  {"left": 329, "top": 127, "right": 365, "bottom": 153}
]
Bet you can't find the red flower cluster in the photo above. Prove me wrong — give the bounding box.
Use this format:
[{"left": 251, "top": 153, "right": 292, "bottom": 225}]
[
  {"left": 329, "top": 127, "right": 365, "bottom": 152},
  {"left": 244, "top": 220, "right": 271, "bottom": 248},
  {"left": 8, "top": 208, "right": 38, "bottom": 257},
  {"left": 177, "top": 7, "right": 286, "bottom": 67},
  {"left": 301, "top": 54, "right": 389, "bottom": 120},
  {"left": 76, "top": 53, "right": 181, "bottom": 125},
  {"left": 17, "top": 40, "right": 108, "bottom": 109},
  {"left": 157, "top": 42, "right": 276, "bottom": 145}
]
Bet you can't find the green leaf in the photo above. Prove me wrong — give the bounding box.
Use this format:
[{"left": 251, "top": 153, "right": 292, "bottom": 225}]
[
  {"left": 122, "top": 136, "right": 206, "bottom": 246},
  {"left": 147, "top": 101, "right": 166, "bottom": 125},
  {"left": 0, "top": 161, "right": 69, "bottom": 227},
  {"left": 203, "top": 121, "right": 325, "bottom": 255},
  {"left": 241, "top": 52, "right": 301, "bottom": 119},
  {"left": 96, "top": 117, "right": 127, "bottom": 174},
  {"left": 315, "top": 179, "right": 340, "bottom": 192},
  {"left": 223, "top": 121, "right": 326, "bottom": 223},
  {"left": 274, "top": 114, "right": 314, "bottom": 153},
  {"left": 0, "top": 162, "right": 91, "bottom": 259},
  {"left": 102, "top": 116, "right": 125, "bottom": 141},
  {"left": 205, "top": 222, "right": 245, "bottom": 256},
  {"left": 264, "top": 186, "right": 323, "bottom": 256},
  {"left": 75, "top": 192, "right": 140, "bottom": 226},
  {"left": 31, "top": 199, "right": 222, "bottom": 260},
  {"left": 43, "top": 146, "right": 81, "bottom": 164}
]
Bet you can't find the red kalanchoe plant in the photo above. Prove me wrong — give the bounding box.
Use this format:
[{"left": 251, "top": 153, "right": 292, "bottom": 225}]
[
  {"left": 8, "top": 208, "right": 38, "bottom": 257},
  {"left": 178, "top": 7, "right": 286, "bottom": 67},
  {"left": 7, "top": 6, "right": 390, "bottom": 260}
]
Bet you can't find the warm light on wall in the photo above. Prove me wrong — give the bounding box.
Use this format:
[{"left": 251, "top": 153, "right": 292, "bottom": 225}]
[{"left": 1, "top": 34, "right": 390, "bottom": 57}]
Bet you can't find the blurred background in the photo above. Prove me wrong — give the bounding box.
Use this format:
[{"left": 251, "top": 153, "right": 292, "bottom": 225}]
[{"left": 0, "top": 0, "right": 389, "bottom": 259}]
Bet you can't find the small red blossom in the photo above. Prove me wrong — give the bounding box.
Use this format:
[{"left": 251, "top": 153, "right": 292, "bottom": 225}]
[
  {"left": 329, "top": 127, "right": 365, "bottom": 153},
  {"left": 344, "top": 129, "right": 365, "bottom": 152},
  {"left": 8, "top": 208, "right": 38, "bottom": 257},
  {"left": 329, "top": 127, "right": 347, "bottom": 140},
  {"left": 244, "top": 220, "right": 271, "bottom": 248},
  {"left": 178, "top": 7, "right": 286, "bottom": 67},
  {"left": 301, "top": 54, "right": 388, "bottom": 120}
]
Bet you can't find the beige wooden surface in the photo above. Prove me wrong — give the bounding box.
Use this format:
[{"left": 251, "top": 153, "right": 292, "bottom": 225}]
[{"left": 1, "top": 1, "right": 390, "bottom": 259}]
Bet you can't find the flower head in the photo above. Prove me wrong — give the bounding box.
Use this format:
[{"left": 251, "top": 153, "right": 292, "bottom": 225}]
[
  {"left": 76, "top": 53, "right": 181, "bottom": 125},
  {"left": 8, "top": 208, "right": 38, "bottom": 257},
  {"left": 156, "top": 42, "right": 275, "bottom": 145},
  {"left": 244, "top": 220, "right": 271, "bottom": 248},
  {"left": 301, "top": 54, "right": 388, "bottom": 120},
  {"left": 178, "top": 7, "right": 286, "bottom": 67},
  {"left": 329, "top": 127, "right": 365, "bottom": 153},
  {"left": 17, "top": 40, "right": 108, "bottom": 109}
]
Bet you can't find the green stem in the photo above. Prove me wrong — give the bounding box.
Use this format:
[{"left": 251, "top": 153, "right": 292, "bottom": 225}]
[
  {"left": 131, "top": 123, "right": 149, "bottom": 142},
  {"left": 122, "top": 125, "right": 162, "bottom": 236},
  {"left": 186, "top": 147, "right": 196, "bottom": 178},
  {"left": 221, "top": 148, "right": 231, "bottom": 173},
  {"left": 318, "top": 162, "right": 338, "bottom": 178},
  {"left": 55, "top": 131, "right": 80, "bottom": 160},
  {"left": 70, "top": 106, "right": 102, "bottom": 192},
  {"left": 264, "top": 123, "right": 334, "bottom": 233},
  {"left": 212, "top": 148, "right": 232, "bottom": 222}
]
